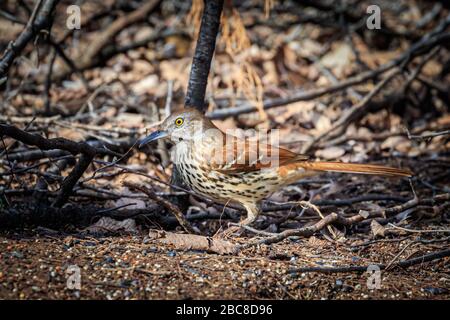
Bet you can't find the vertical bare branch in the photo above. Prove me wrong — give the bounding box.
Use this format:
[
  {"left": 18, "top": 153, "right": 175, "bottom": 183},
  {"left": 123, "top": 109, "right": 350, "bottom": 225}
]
[
  {"left": 185, "top": 0, "right": 224, "bottom": 112},
  {"left": 0, "top": 0, "right": 59, "bottom": 78}
]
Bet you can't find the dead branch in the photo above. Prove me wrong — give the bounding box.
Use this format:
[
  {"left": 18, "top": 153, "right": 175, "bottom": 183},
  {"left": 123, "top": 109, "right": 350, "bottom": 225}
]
[
  {"left": 408, "top": 129, "right": 450, "bottom": 140},
  {"left": 207, "top": 14, "right": 450, "bottom": 120},
  {"left": 53, "top": 0, "right": 162, "bottom": 80},
  {"left": 185, "top": 0, "right": 224, "bottom": 112},
  {"left": 148, "top": 230, "right": 237, "bottom": 254},
  {"left": 301, "top": 68, "right": 401, "bottom": 153},
  {"left": 0, "top": 124, "right": 119, "bottom": 207},
  {"left": 123, "top": 181, "right": 198, "bottom": 234},
  {"left": 0, "top": 203, "right": 168, "bottom": 230}
]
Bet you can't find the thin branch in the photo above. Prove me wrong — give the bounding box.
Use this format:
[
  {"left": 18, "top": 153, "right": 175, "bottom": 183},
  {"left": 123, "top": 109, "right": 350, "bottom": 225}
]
[
  {"left": 0, "top": 124, "right": 115, "bottom": 157},
  {"left": 387, "top": 223, "right": 450, "bottom": 234},
  {"left": 407, "top": 129, "right": 450, "bottom": 140},
  {"left": 301, "top": 68, "right": 401, "bottom": 153},
  {"left": 0, "top": 0, "right": 59, "bottom": 78},
  {"left": 236, "top": 192, "right": 450, "bottom": 250}
]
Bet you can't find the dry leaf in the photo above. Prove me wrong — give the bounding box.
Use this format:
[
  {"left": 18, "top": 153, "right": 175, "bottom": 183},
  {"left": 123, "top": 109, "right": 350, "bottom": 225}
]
[
  {"left": 358, "top": 210, "right": 370, "bottom": 219},
  {"left": 271, "top": 101, "right": 315, "bottom": 123},
  {"left": 116, "top": 113, "right": 144, "bottom": 128},
  {"left": 130, "top": 74, "right": 159, "bottom": 95},
  {"left": 134, "top": 26, "right": 154, "bottom": 42},
  {"left": 308, "top": 235, "right": 328, "bottom": 247},
  {"left": 133, "top": 60, "right": 154, "bottom": 75},
  {"left": 290, "top": 39, "right": 323, "bottom": 59},
  {"left": 381, "top": 136, "right": 411, "bottom": 153},
  {"left": 370, "top": 219, "right": 386, "bottom": 238},
  {"left": 58, "top": 128, "right": 85, "bottom": 141},
  {"left": 313, "top": 114, "right": 332, "bottom": 134},
  {"left": 148, "top": 230, "right": 237, "bottom": 254},
  {"left": 165, "top": 34, "right": 191, "bottom": 57},
  {"left": 0, "top": 19, "right": 23, "bottom": 42},
  {"left": 315, "top": 146, "right": 346, "bottom": 160},
  {"left": 85, "top": 217, "right": 139, "bottom": 234}
]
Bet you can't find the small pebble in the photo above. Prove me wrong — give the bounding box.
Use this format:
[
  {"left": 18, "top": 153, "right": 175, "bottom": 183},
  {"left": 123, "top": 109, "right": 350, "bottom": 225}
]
[{"left": 167, "top": 250, "right": 176, "bottom": 257}]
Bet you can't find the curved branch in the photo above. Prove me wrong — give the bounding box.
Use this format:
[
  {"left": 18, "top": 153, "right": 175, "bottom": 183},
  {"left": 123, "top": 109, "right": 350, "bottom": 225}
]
[
  {"left": 0, "top": 124, "right": 119, "bottom": 207},
  {"left": 0, "top": 0, "right": 59, "bottom": 78}
]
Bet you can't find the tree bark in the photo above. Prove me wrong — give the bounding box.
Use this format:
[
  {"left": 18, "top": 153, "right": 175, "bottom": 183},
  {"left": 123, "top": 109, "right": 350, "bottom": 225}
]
[
  {"left": 171, "top": 0, "right": 224, "bottom": 208},
  {"left": 184, "top": 0, "right": 224, "bottom": 112},
  {"left": 0, "top": 0, "right": 59, "bottom": 79}
]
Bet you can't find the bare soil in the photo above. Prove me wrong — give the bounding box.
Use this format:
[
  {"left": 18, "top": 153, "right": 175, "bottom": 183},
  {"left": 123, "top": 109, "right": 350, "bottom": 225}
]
[{"left": 0, "top": 231, "right": 448, "bottom": 300}]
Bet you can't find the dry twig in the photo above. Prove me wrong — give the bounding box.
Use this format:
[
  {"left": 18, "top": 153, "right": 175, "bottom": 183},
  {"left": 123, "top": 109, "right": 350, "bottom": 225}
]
[
  {"left": 289, "top": 248, "right": 450, "bottom": 274},
  {"left": 123, "top": 181, "right": 199, "bottom": 234}
]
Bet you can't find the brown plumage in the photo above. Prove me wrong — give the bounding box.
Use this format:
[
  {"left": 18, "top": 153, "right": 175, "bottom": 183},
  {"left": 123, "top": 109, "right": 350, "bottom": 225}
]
[{"left": 140, "top": 108, "right": 412, "bottom": 227}]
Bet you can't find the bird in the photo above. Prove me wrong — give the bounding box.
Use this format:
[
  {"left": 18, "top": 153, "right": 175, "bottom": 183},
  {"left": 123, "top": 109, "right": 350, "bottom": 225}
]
[{"left": 139, "top": 108, "right": 412, "bottom": 228}]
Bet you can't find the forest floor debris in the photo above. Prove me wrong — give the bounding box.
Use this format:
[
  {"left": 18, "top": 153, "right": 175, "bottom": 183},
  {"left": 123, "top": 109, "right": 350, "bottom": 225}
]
[{"left": 0, "top": 231, "right": 448, "bottom": 299}]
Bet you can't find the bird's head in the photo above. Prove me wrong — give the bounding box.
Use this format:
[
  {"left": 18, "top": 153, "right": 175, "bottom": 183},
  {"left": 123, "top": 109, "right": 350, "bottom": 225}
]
[{"left": 139, "top": 108, "right": 217, "bottom": 147}]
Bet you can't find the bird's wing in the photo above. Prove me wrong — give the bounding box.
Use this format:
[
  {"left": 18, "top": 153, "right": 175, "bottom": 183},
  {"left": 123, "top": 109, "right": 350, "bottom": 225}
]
[{"left": 211, "top": 135, "right": 308, "bottom": 173}]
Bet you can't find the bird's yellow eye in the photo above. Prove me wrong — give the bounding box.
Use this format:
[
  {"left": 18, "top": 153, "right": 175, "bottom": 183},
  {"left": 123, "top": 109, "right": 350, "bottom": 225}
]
[{"left": 174, "top": 117, "right": 184, "bottom": 127}]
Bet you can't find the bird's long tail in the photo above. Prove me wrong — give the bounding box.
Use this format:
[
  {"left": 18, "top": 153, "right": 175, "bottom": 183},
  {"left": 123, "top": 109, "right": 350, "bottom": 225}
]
[{"left": 297, "top": 162, "right": 412, "bottom": 177}]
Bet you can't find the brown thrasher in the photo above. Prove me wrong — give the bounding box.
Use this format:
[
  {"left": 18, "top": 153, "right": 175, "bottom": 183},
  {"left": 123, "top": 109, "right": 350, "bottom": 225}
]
[{"left": 139, "top": 108, "right": 412, "bottom": 227}]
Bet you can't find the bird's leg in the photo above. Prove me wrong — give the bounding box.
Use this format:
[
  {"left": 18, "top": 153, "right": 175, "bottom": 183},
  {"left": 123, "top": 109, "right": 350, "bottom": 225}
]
[{"left": 220, "top": 202, "right": 260, "bottom": 237}]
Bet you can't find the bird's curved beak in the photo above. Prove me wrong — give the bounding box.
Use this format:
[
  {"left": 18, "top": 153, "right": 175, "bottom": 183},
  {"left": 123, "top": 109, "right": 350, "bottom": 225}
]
[{"left": 138, "top": 130, "right": 168, "bottom": 148}]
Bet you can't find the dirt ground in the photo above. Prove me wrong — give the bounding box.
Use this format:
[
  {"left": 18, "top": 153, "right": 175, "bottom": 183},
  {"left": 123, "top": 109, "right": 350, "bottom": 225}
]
[
  {"left": 0, "top": 231, "right": 448, "bottom": 300},
  {"left": 1, "top": 0, "right": 450, "bottom": 301}
]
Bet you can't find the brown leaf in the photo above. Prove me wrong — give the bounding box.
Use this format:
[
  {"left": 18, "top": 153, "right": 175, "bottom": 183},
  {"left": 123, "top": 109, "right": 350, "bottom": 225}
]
[
  {"left": 320, "top": 43, "right": 354, "bottom": 77},
  {"left": 112, "top": 187, "right": 147, "bottom": 210},
  {"left": 370, "top": 219, "right": 386, "bottom": 238},
  {"left": 307, "top": 235, "right": 328, "bottom": 247},
  {"left": 381, "top": 136, "right": 411, "bottom": 153}
]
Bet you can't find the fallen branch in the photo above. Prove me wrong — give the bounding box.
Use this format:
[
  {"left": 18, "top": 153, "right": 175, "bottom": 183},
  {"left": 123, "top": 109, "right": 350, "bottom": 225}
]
[
  {"left": 387, "top": 223, "right": 450, "bottom": 234},
  {"left": 123, "top": 181, "right": 198, "bottom": 234},
  {"left": 237, "top": 212, "right": 346, "bottom": 250},
  {"left": 289, "top": 248, "right": 450, "bottom": 274},
  {"left": 0, "top": 203, "right": 168, "bottom": 230}
]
